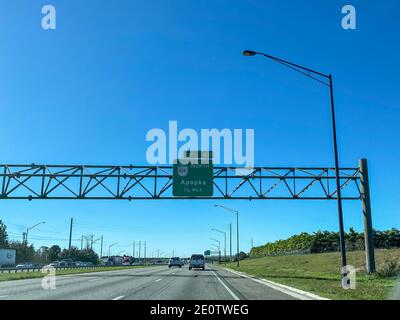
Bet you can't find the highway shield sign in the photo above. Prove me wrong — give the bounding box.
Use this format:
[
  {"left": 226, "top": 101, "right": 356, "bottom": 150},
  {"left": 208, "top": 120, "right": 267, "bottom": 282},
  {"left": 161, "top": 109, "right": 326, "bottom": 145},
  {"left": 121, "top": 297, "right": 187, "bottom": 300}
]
[{"left": 173, "top": 159, "right": 213, "bottom": 197}]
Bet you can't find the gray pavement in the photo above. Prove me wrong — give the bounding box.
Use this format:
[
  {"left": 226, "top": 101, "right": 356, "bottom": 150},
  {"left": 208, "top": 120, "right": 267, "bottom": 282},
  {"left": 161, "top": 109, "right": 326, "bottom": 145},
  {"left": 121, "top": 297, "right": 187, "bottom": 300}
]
[{"left": 0, "top": 264, "right": 299, "bottom": 300}]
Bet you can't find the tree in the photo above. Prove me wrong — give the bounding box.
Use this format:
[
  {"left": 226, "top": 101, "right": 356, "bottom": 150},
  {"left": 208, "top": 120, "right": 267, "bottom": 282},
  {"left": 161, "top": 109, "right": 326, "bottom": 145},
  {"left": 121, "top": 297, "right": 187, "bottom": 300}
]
[
  {"left": 234, "top": 251, "right": 248, "bottom": 261},
  {"left": 8, "top": 241, "right": 35, "bottom": 264},
  {"left": 347, "top": 227, "right": 359, "bottom": 251},
  {"left": 36, "top": 246, "right": 50, "bottom": 264},
  {"left": 49, "top": 245, "right": 61, "bottom": 262},
  {"left": 59, "top": 246, "right": 99, "bottom": 264},
  {"left": 0, "top": 220, "right": 8, "bottom": 248}
]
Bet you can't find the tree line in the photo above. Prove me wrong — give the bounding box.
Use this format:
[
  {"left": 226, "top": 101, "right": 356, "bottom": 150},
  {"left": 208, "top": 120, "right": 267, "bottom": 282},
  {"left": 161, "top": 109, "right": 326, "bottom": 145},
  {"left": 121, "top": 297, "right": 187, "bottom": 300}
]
[
  {"left": 0, "top": 220, "right": 99, "bottom": 265},
  {"left": 250, "top": 228, "right": 400, "bottom": 257}
]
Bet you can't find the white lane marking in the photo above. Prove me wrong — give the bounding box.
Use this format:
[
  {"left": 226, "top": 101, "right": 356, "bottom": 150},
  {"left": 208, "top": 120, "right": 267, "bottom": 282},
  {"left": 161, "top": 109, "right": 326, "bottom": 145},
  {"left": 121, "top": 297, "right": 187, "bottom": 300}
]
[
  {"left": 155, "top": 278, "right": 162, "bottom": 282},
  {"left": 211, "top": 270, "right": 239, "bottom": 300},
  {"left": 222, "top": 267, "right": 329, "bottom": 300},
  {"left": 0, "top": 295, "right": 8, "bottom": 298},
  {"left": 88, "top": 278, "right": 100, "bottom": 282},
  {"left": 112, "top": 296, "right": 125, "bottom": 300}
]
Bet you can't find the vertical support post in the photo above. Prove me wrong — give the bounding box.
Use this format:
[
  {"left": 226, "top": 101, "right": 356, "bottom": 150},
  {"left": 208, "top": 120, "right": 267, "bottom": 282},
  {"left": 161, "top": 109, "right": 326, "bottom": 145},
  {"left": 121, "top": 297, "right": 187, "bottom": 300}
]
[
  {"left": 236, "top": 210, "right": 240, "bottom": 267},
  {"left": 229, "top": 223, "right": 232, "bottom": 261},
  {"left": 329, "top": 75, "right": 347, "bottom": 274},
  {"left": 359, "top": 159, "right": 376, "bottom": 273},
  {"left": 68, "top": 218, "right": 73, "bottom": 250},
  {"left": 223, "top": 232, "right": 226, "bottom": 265},
  {"left": 100, "top": 235, "right": 103, "bottom": 258}
]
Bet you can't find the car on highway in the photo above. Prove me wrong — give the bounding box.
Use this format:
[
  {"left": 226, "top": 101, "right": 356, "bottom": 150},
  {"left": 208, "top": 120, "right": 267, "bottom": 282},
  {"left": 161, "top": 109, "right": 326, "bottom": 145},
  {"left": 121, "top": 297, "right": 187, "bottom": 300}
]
[
  {"left": 46, "top": 261, "right": 60, "bottom": 267},
  {"left": 168, "top": 257, "right": 183, "bottom": 268},
  {"left": 16, "top": 262, "right": 36, "bottom": 269},
  {"left": 60, "top": 259, "right": 75, "bottom": 267},
  {"left": 189, "top": 254, "right": 205, "bottom": 270}
]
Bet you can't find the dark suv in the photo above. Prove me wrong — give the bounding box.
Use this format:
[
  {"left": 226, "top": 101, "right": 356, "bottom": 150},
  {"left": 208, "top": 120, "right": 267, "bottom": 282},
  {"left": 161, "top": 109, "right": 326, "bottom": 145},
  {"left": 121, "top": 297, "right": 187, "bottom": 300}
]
[{"left": 189, "top": 254, "right": 205, "bottom": 270}]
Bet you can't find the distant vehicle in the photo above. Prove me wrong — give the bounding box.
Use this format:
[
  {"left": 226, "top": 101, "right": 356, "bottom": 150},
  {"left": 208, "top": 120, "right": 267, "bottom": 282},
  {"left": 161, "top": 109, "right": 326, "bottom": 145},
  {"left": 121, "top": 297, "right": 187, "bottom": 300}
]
[
  {"left": 122, "top": 256, "right": 131, "bottom": 266},
  {"left": 102, "top": 256, "right": 123, "bottom": 266},
  {"left": 0, "top": 249, "right": 16, "bottom": 268},
  {"left": 168, "top": 257, "right": 183, "bottom": 268},
  {"left": 47, "top": 261, "right": 60, "bottom": 267},
  {"left": 72, "top": 261, "right": 93, "bottom": 267},
  {"left": 60, "top": 259, "right": 75, "bottom": 267},
  {"left": 189, "top": 254, "right": 205, "bottom": 270},
  {"left": 16, "top": 262, "right": 35, "bottom": 269}
]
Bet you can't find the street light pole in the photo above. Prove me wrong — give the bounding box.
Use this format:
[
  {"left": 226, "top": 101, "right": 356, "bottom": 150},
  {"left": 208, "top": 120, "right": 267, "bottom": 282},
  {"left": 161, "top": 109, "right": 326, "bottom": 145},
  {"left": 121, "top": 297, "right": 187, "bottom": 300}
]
[
  {"left": 108, "top": 242, "right": 118, "bottom": 257},
  {"left": 242, "top": 49, "right": 347, "bottom": 273},
  {"left": 210, "top": 238, "right": 221, "bottom": 264},
  {"left": 211, "top": 228, "right": 227, "bottom": 264},
  {"left": 100, "top": 235, "right": 103, "bottom": 258},
  {"left": 229, "top": 223, "right": 232, "bottom": 261},
  {"left": 214, "top": 205, "right": 240, "bottom": 267},
  {"left": 25, "top": 221, "right": 46, "bottom": 245}
]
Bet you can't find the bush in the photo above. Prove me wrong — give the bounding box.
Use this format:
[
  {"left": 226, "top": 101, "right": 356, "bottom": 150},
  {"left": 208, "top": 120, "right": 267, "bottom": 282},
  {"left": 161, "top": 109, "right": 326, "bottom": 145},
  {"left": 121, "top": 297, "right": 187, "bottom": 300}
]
[{"left": 377, "top": 258, "right": 400, "bottom": 278}]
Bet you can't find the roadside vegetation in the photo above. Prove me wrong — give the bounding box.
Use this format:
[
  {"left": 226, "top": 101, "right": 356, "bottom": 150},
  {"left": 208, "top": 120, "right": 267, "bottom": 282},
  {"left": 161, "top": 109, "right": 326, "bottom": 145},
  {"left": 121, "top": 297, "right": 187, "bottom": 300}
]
[
  {"left": 250, "top": 228, "right": 400, "bottom": 256},
  {"left": 226, "top": 248, "right": 400, "bottom": 300}
]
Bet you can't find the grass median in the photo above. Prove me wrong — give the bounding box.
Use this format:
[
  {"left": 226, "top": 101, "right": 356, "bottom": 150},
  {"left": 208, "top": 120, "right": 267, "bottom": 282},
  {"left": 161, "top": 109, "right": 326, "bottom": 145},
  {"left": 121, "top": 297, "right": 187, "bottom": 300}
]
[
  {"left": 0, "top": 265, "right": 149, "bottom": 282},
  {"left": 224, "top": 249, "right": 400, "bottom": 300}
]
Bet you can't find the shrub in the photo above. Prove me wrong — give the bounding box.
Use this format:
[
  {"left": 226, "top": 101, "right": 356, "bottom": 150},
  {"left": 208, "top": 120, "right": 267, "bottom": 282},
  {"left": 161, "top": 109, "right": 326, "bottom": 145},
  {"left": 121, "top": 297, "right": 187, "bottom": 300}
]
[{"left": 377, "top": 258, "right": 400, "bottom": 278}]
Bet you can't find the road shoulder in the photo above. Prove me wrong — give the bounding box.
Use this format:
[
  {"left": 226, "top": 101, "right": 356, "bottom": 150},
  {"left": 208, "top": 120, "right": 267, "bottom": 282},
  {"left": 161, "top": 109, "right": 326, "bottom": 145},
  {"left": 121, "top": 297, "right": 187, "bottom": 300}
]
[{"left": 220, "top": 266, "right": 329, "bottom": 300}]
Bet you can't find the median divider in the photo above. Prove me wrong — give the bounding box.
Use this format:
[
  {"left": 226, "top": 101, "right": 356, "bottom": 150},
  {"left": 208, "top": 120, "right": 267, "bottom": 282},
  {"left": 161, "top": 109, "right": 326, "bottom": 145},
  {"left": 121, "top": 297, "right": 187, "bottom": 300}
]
[{"left": 0, "top": 263, "right": 166, "bottom": 274}]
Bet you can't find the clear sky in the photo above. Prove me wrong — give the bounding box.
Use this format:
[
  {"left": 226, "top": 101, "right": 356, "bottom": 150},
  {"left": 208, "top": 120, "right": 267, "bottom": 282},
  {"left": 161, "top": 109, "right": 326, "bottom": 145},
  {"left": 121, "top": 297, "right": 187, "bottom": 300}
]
[{"left": 0, "top": 0, "right": 399, "bottom": 257}]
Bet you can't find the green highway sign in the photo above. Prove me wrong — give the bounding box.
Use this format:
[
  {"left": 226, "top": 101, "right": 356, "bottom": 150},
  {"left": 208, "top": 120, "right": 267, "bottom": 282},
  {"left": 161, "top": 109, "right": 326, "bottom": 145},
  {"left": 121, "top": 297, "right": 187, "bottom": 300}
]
[
  {"left": 204, "top": 250, "right": 211, "bottom": 256},
  {"left": 173, "top": 158, "right": 214, "bottom": 197}
]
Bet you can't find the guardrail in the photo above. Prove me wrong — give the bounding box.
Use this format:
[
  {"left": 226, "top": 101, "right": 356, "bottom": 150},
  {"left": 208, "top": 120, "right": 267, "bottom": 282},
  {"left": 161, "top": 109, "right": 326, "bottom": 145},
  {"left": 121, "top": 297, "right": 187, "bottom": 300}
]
[{"left": 0, "top": 264, "right": 146, "bottom": 274}]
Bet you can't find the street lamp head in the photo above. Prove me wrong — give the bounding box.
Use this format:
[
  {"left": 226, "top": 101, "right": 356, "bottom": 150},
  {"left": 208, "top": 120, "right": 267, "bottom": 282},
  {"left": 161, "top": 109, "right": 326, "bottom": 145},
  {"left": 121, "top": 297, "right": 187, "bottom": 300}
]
[{"left": 242, "top": 50, "right": 257, "bottom": 57}]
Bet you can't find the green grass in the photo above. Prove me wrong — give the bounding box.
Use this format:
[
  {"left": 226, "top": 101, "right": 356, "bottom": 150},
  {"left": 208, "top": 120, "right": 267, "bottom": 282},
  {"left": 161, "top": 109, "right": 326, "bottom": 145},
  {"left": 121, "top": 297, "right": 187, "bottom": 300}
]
[
  {"left": 225, "top": 249, "right": 400, "bottom": 300},
  {"left": 0, "top": 265, "right": 147, "bottom": 282}
]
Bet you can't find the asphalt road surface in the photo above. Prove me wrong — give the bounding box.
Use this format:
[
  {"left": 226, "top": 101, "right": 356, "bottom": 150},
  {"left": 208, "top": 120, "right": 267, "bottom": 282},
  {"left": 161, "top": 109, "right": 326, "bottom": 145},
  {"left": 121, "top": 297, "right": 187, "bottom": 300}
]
[{"left": 0, "top": 265, "right": 314, "bottom": 300}]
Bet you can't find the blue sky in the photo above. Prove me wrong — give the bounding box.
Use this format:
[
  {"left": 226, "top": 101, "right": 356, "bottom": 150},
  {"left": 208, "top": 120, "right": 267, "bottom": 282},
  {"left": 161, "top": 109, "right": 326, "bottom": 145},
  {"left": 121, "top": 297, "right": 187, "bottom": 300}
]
[{"left": 0, "top": 0, "right": 399, "bottom": 257}]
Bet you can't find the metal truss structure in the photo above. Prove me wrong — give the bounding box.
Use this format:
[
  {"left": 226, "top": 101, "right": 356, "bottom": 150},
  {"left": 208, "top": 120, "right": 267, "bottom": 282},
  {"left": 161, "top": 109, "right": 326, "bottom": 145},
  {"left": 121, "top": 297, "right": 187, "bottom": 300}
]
[{"left": 0, "top": 164, "right": 362, "bottom": 200}]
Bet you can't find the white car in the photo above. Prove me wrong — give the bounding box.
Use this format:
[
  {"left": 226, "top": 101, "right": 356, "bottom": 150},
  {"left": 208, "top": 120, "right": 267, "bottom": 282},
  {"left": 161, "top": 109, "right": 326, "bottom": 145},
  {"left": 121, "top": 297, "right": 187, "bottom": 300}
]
[{"left": 16, "top": 262, "right": 35, "bottom": 269}]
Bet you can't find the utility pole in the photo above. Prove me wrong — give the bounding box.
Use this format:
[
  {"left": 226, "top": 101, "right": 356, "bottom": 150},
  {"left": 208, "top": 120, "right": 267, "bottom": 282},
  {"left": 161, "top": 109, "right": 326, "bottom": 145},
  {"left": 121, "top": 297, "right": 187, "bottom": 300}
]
[
  {"left": 68, "top": 218, "right": 73, "bottom": 250},
  {"left": 132, "top": 241, "right": 135, "bottom": 259},
  {"left": 144, "top": 241, "right": 147, "bottom": 261},
  {"left": 139, "top": 241, "right": 141, "bottom": 260},
  {"left": 100, "top": 235, "right": 103, "bottom": 258},
  {"left": 80, "top": 235, "right": 83, "bottom": 250}
]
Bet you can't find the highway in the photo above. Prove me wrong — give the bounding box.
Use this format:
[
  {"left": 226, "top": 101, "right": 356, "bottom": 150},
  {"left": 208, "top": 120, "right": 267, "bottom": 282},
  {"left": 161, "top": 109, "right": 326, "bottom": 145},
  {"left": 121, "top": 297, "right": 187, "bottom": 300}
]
[{"left": 0, "top": 265, "right": 315, "bottom": 300}]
